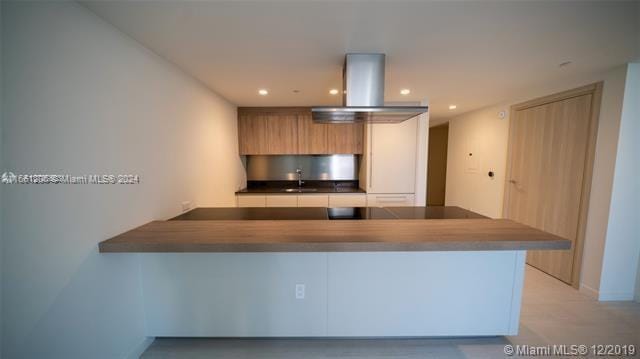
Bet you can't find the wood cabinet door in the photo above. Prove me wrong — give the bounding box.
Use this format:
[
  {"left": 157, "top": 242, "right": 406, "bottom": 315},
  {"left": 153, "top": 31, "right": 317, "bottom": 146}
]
[
  {"left": 327, "top": 123, "right": 364, "bottom": 154},
  {"left": 297, "top": 113, "right": 328, "bottom": 154},
  {"left": 238, "top": 108, "right": 364, "bottom": 155},
  {"left": 238, "top": 113, "right": 268, "bottom": 155},
  {"left": 266, "top": 114, "right": 298, "bottom": 154}
]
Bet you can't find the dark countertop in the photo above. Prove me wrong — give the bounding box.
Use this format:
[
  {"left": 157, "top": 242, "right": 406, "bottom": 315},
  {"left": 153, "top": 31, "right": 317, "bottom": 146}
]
[
  {"left": 386, "top": 206, "right": 489, "bottom": 219},
  {"left": 170, "top": 206, "right": 487, "bottom": 221},
  {"left": 99, "top": 217, "right": 571, "bottom": 253},
  {"left": 171, "top": 207, "right": 329, "bottom": 220},
  {"left": 236, "top": 180, "right": 366, "bottom": 195}
]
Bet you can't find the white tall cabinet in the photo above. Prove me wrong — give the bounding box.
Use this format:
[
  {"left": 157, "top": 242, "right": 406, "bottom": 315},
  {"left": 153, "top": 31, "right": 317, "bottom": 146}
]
[
  {"left": 363, "top": 107, "right": 428, "bottom": 206},
  {"left": 368, "top": 118, "right": 418, "bottom": 194}
]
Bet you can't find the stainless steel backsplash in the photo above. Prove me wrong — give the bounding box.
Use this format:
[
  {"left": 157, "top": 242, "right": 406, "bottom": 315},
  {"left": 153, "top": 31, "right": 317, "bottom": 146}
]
[{"left": 245, "top": 155, "right": 359, "bottom": 181}]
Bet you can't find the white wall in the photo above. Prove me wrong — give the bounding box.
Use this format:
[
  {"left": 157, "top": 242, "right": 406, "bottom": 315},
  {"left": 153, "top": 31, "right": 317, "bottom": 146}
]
[
  {"left": 0, "top": 2, "right": 4, "bottom": 357},
  {"left": 445, "top": 65, "right": 629, "bottom": 298},
  {"left": 1, "top": 2, "right": 244, "bottom": 358},
  {"left": 444, "top": 105, "right": 510, "bottom": 218},
  {"left": 597, "top": 63, "right": 640, "bottom": 301},
  {"left": 636, "top": 254, "right": 640, "bottom": 302}
]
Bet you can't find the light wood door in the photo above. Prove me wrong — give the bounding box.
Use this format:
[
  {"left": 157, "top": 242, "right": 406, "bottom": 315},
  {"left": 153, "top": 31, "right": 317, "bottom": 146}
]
[
  {"left": 238, "top": 113, "right": 268, "bottom": 155},
  {"left": 504, "top": 84, "right": 601, "bottom": 285},
  {"left": 266, "top": 114, "right": 298, "bottom": 154},
  {"left": 297, "top": 113, "right": 328, "bottom": 154},
  {"left": 327, "top": 123, "right": 364, "bottom": 154}
]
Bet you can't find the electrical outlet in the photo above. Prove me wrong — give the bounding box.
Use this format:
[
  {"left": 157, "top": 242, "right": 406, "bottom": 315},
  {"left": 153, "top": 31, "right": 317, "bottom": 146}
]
[
  {"left": 295, "top": 284, "right": 305, "bottom": 299},
  {"left": 181, "top": 201, "right": 192, "bottom": 212}
]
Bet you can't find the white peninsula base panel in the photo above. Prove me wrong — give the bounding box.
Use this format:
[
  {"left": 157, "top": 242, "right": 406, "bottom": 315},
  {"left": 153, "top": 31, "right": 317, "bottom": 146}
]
[{"left": 140, "top": 251, "right": 526, "bottom": 337}]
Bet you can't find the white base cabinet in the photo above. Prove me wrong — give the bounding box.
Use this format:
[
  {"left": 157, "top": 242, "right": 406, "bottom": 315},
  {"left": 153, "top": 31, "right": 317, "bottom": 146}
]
[
  {"left": 265, "top": 195, "right": 298, "bottom": 207},
  {"left": 237, "top": 195, "right": 267, "bottom": 207},
  {"left": 297, "top": 195, "right": 330, "bottom": 207},
  {"left": 237, "top": 194, "right": 368, "bottom": 208},
  {"left": 366, "top": 194, "right": 415, "bottom": 207},
  {"left": 328, "top": 194, "right": 367, "bottom": 207}
]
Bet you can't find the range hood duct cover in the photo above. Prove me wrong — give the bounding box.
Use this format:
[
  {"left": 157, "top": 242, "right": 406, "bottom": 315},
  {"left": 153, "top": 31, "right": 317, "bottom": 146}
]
[{"left": 312, "top": 53, "right": 428, "bottom": 123}]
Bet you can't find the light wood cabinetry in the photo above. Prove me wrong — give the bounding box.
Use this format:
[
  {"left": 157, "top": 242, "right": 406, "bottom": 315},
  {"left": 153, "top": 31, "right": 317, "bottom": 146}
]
[
  {"left": 238, "top": 108, "right": 363, "bottom": 155},
  {"left": 297, "top": 113, "right": 328, "bottom": 154},
  {"left": 327, "top": 122, "right": 364, "bottom": 154},
  {"left": 266, "top": 114, "right": 298, "bottom": 154},
  {"left": 238, "top": 112, "right": 268, "bottom": 155}
]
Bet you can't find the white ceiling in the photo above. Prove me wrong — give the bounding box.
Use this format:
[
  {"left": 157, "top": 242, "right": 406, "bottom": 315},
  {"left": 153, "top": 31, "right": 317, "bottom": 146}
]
[{"left": 81, "top": 1, "right": 639, "bottom": 120}]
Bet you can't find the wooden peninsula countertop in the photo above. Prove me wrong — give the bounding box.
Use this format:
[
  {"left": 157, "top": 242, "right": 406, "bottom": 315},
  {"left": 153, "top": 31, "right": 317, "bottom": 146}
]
[{"left": 99, "top": 211, "right": 570, "bottom": 253}]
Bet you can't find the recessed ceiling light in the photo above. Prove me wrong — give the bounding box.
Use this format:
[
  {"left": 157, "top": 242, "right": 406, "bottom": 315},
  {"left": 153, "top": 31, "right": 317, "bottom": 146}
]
[
  {"left": 449, "top": 105, "right": 457, "bottom": 110},
  {"left": 329, "top": 89, "right": 339, "bottom": 95},
  {"left": 258, "top": 89, "right": 268, "bottom": 96},
  {"left": 400, "top": 89, "right": 411, "bottom": 95}
]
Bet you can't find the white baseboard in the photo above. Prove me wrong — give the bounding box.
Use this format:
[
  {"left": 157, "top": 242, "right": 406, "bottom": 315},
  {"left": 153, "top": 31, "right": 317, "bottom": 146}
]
[
  {"left": 125, "top": 337, "right": 154, "bottom": 359},
  {"left": 598, "top": 292, "right": 635, "bottom": 301},
  {"left": 580, "top": 283, "right": 635, "bottom": 301},
  {"left": 579, "top": 283, "right": 599, "bottom": 299}
]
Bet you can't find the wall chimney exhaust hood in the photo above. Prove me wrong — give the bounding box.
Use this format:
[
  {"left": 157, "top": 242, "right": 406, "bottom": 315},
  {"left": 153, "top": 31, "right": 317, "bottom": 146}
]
[{"left": 312, "top": 54, "right": 428, "bottom": 123}]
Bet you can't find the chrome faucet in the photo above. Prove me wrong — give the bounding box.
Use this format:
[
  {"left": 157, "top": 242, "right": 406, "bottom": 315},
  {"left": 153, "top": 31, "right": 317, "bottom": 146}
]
[{"left": 295, "top": 168, "right": 304, "bottom": 187}]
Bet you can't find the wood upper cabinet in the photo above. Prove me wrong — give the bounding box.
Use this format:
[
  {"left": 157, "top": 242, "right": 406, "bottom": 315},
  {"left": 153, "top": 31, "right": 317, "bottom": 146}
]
[
  {"left": 297, "top": 113, "right": 328, "bottom": 154},
  {"left": 327, "top": 122, "right": 364, "bottom": 154},
  {"left": 266, "top": 113, "right": 298, "bottom": 154},
  {"left": 238, "top": 108, "right": 363, "bottom": 155},
  {"left": 238, "top": 112, "right": 268, "bottom": 155}
]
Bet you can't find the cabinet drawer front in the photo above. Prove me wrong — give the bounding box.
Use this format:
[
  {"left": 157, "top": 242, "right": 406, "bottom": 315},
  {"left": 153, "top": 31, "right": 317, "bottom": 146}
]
[
  {"left": 297, "top": 195, "right": 329, "bottom": 207},
  {"left": 237, "top": 195, "right": 266, "bottom": 207},
  {"left": 328, "top": 194, "right": 367, "bottom": 208},
  {"left": 265, "top": 195, "right": 298, "bottom": 207},
  {"left": 366, "top": 194, "right": 415, "bottom": 207}
]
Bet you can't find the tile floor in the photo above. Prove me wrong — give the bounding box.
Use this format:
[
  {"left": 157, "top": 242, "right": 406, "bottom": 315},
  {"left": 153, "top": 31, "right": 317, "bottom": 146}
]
[{"left": 142, "top": 265, "right": 640, "bottom": 358}]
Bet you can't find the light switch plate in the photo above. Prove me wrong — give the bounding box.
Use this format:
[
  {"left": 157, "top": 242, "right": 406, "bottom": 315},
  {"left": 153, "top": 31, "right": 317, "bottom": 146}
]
[{"left": 295, "top": 284, "right": 305, "bottom": 299}]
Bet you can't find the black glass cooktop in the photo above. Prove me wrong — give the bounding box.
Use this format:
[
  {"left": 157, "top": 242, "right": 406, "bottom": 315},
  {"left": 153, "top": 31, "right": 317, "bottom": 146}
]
[
  {"left": 326, "top": 207, "right": 397, "bottom": 220},
  {"left": 171, "top": 207, "right": 328, "bottom": 220}
]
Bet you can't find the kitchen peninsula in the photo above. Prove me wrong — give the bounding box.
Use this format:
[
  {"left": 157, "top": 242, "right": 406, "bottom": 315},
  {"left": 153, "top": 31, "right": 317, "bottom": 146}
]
[{"left": 99, "top": 207, "right": 569, "bottom": 338}]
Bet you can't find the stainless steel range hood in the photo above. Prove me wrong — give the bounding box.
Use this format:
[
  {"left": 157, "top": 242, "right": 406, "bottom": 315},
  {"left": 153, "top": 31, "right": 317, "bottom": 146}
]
[{"left": 312, "top": 54, "right": 428, "bottom": 123}]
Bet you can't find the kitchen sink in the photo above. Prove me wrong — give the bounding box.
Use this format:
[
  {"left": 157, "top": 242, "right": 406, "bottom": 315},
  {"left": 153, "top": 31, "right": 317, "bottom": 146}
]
[{"left": 282, "top": 188, "right": 318, "bottom": 193}]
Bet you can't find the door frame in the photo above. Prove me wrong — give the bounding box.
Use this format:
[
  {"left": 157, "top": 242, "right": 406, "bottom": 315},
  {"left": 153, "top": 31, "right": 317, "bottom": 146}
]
[{"left": 503, "top": 82, "right": 603, "bottom": 288}]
